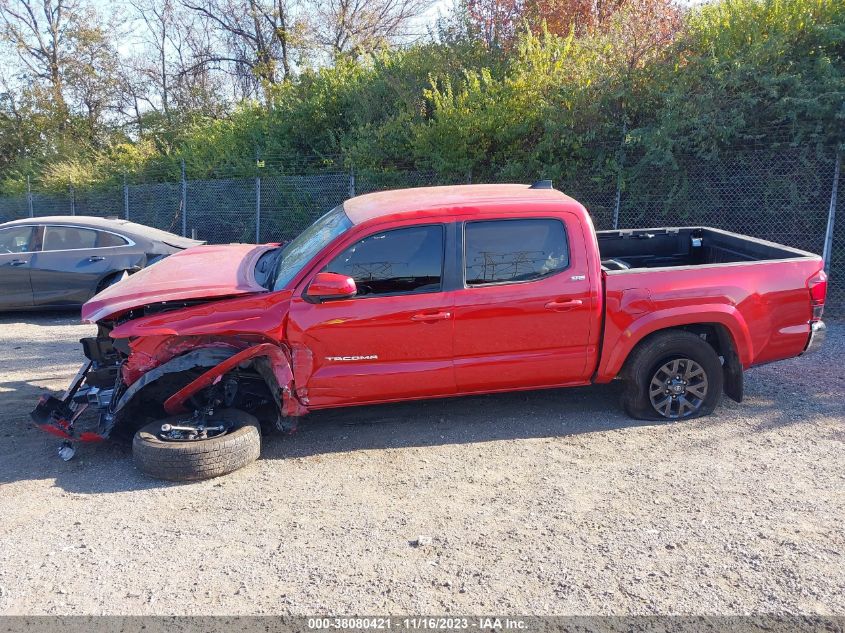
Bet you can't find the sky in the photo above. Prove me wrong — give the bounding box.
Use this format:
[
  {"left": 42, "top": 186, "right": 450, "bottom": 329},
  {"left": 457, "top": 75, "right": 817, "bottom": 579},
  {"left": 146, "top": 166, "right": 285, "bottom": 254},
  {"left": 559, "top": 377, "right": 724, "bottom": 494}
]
[
  {"left": 97, "top": 0, "right": 457, "bottom": 58},
  {"left": 4, "top": 0, "right": 708, "bottom": 82}
]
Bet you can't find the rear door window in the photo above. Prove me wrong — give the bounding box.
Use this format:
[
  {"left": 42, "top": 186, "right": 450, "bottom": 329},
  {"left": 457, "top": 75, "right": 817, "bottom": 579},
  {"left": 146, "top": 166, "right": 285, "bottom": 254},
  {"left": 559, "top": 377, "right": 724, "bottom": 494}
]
[
  {"left": 324, "top": 225, "right": 444, "bottom": 297},
  {"left": 43, "top": 226, "right": 98, "bottom": 251},
  {"left": 464, "top": 218, "right": 569, "bottom": 286}
]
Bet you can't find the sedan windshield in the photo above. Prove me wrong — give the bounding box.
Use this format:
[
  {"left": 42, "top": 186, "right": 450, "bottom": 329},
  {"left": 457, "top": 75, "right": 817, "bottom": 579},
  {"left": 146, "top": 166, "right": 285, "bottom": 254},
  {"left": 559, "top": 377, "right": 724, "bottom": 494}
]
[{"left": 271, "top": 205, "right": 353, "bottom": 291}]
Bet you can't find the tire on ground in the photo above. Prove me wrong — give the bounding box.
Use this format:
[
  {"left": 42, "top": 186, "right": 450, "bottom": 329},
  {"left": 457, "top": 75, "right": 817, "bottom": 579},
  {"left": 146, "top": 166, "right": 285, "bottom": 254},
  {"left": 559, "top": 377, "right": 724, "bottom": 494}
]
[
  {"left": 132, "top": 408, "right": 261, "bottom": 481},
  {"left": 620, "top": 330, "right": 724, "bottom": 421}
]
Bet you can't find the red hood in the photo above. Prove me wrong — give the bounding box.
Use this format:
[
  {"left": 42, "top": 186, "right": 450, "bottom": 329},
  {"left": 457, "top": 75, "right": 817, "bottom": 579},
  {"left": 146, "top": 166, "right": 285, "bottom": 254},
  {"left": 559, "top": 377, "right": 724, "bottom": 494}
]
[{"left": 82, "top": 243, "right": 274, "bottom": 323}]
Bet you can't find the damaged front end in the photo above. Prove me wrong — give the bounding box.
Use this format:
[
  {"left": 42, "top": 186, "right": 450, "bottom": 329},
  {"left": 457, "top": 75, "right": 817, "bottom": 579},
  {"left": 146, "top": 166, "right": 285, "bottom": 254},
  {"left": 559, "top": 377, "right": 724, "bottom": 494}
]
[
  {"left": 30, "top": 362, "right": 106, "bottom": 443},
  {"left": 31, "top": 303, "right": 306, "bottom": 449},
  {"left": 31, "top": 325, "right": 122, "bottom": 444},
  {"left": 30, "top": 241, "right": 309, "bottom": 466}
]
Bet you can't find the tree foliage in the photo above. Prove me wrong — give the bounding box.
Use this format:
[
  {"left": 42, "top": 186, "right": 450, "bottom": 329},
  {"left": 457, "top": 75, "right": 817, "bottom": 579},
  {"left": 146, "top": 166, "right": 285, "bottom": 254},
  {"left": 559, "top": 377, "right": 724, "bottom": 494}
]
[{"left": 0, "top": 0, "right": 842, "bottom": 194}]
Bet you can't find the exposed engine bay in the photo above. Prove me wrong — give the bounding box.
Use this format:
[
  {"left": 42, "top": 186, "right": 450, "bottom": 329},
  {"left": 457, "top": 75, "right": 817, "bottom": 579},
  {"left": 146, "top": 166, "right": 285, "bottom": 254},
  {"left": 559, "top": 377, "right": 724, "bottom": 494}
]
[{"left": 31, "top": 311, "right": 300, "bottom": 447}]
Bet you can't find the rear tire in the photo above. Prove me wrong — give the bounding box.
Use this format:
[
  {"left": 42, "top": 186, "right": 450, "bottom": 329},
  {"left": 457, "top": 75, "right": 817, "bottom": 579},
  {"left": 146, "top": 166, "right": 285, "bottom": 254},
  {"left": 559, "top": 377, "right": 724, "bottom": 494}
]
[
  {"left": 621, "top": 330, "right": 723, "bottom": 421},
  {"left": 132, "top": 408, "right": 261, "bottom": 481}
]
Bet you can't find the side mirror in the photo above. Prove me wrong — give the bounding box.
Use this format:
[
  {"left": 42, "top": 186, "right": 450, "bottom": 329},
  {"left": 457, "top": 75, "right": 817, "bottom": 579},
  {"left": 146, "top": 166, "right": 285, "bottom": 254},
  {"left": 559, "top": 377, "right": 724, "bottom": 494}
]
[{"left": 306, "top": 272, "right": 357, "bottom": 302}]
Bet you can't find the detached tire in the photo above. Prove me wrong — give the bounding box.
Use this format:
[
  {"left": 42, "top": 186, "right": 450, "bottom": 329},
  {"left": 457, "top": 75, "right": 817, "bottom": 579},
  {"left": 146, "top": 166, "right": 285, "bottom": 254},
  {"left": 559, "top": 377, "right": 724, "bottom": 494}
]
[
  {"left": 621, "top": 330, "right": 723, "bottom": 421},
  {"left": 133, "top": 409, "right": 261, "bottom": 482}
]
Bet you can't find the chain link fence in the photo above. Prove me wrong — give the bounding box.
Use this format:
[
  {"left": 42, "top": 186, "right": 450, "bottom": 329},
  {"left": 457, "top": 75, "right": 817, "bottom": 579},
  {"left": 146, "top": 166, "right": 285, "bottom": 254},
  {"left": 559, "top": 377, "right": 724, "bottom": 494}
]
[{"left": 0, "top": 145, "right": 841, "bottom": 312}]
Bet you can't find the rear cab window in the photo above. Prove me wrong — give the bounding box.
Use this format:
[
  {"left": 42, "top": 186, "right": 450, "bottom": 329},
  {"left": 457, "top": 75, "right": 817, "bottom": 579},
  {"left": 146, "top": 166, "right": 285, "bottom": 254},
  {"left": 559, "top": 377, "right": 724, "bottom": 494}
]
[
  {"left": 324, "top": 224, "right": 445, "bottom": 297},
  {"left": 463, "top": 218, "right": 569, "bottom": 286}
]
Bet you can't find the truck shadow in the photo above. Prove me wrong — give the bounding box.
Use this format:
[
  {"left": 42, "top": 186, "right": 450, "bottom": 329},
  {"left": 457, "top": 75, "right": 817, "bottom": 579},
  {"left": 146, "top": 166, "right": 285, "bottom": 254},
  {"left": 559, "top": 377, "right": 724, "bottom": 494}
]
[
  {"left": 1, "top": 320, "right": 841, "bottom": 494},
  {"left": 263, "top": 362, "right": 843, "bottom": 462},
  {"left": 0, "top": 378, "right": 656, "bottom": 494},
  {"left": 265, "top": 383, "right": 635, "bottom": 461},
  {"left": 2, "top": 371, "right": 840, "bottom": 495}
]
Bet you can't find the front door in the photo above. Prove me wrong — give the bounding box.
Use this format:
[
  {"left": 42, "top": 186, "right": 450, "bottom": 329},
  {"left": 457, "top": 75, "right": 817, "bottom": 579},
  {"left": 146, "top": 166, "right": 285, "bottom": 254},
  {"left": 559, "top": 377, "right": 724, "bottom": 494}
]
[
  {"left": 452, "top": 216, "right": 597, "bottom": 393},
  {"left": 287, "top": 223, "right": 456, "bottom": 408},
  {"left": 0, "top": 225, "right": 38, "bottom": 309}
]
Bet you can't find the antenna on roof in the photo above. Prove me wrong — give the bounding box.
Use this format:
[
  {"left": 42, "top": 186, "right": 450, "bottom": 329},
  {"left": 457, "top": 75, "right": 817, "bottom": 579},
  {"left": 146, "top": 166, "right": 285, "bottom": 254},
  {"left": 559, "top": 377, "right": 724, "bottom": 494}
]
[{"left": 529, "top": 179, "right": 553, "bottom": 190}]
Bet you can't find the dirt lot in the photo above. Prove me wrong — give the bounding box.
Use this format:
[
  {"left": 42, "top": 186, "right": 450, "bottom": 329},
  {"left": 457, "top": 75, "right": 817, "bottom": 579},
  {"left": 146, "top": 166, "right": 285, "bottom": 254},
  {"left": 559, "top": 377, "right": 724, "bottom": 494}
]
[{"left": 0, "top": 312, "right": 843, "bottom": 616}]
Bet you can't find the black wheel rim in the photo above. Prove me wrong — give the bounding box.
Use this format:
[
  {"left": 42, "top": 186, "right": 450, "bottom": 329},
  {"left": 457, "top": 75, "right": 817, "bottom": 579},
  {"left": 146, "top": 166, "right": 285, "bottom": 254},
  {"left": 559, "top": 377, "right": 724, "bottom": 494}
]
[{"left": 648, "top": 358, "right": 708, "bottom": 419}]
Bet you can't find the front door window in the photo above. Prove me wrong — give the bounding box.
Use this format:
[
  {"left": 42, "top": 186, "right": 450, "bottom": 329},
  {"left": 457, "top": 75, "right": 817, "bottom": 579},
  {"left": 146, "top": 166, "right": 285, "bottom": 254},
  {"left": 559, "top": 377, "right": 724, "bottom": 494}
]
[
  {"left": 0, "top": 227, "right": 35, "bottom": 254},
  {"left": 324, "top": 224, "right": 445, "bottom": 297}
]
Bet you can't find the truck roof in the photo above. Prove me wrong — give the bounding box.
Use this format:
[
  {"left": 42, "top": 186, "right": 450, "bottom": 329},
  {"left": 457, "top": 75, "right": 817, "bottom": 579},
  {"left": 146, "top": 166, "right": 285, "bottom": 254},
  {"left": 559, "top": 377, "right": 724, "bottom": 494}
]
[{"left": 343, "top": 184, "right": 581, "bottom": 225}]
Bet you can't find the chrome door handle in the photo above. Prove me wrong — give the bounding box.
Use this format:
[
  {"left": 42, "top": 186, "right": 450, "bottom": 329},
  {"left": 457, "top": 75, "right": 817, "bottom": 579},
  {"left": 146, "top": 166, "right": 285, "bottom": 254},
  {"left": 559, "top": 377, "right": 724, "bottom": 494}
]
[
  {"left": 9, "top": 259, "right": 28, "bottom": 266},
  {"left": 411, "top": 311, "right": 452, "bottom": 322},
  {"left": 544, "top": 299, "right": 583, "bottom": 311},
  {"left": 87, "top": 256, "right": 105, "bottom": 262}
]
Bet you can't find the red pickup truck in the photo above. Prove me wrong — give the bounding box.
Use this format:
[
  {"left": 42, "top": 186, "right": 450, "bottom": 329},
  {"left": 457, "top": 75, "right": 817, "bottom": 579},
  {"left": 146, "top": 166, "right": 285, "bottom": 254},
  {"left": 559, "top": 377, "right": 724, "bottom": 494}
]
[{"left": 32, "top": 183, "right": 828, "bottom": 480}]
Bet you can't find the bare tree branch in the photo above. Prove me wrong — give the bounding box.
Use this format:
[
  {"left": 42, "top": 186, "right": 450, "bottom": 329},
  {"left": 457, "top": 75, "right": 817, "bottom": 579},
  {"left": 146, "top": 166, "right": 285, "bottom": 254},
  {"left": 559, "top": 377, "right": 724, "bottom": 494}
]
[
  {"left": 314, "top": 0, "right": 433, "bottom": 57},
  {"left": 180, "top": 0, "right": 303, "bottom": 102}
]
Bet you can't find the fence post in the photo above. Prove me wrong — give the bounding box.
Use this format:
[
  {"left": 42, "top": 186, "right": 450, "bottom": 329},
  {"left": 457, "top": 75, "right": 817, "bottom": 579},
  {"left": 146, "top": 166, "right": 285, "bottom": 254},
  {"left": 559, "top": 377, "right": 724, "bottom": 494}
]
[
  {"left": 612, "top": 122, "right": 627, "bottom": 230},
  {"left": 69, "top": 185, "right": 75, "bottom": 216},
  {"left": 823, "top": 151, "right": 840, "bottom": 274},
  {"left": 180, "top": 159, "right": 187, "bottom": 237},
  {"left": 26, "top": 175, "right": 33, "bottom": 218},
  {"left": 348, "top": 167, "right": 356, "bottom": 198},
  {"left": 123, "top": 173, "right": 129, "bottom": 220},
  {"left": 255, "top": 171, "right": 262, "bottom": 244}
]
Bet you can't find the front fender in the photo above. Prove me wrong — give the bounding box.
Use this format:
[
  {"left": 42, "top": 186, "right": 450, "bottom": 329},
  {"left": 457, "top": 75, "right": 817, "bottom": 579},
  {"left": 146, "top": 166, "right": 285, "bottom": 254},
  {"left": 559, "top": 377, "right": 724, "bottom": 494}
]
[
  {"left": 113, "top": 346, "right": 238, "bottom": 414},
  {"left": 596, "top": 304, "right": 754, "bottom": 382},
  {"left": 115, "top": 342, "right": 307, "bottom": 435},
  {"left": 162, "top": 343, "right": 297, "bottom": 416}
]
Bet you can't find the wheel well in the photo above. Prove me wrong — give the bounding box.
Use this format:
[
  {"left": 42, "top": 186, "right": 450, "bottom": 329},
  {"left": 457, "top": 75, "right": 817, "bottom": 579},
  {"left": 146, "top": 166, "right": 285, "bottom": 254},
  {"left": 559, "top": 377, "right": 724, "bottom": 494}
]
[
  {"left": 95, "top": 270, "right": 126, "bottom": 294},
  {"left": 116, "top": 365, "right": 283, "bottom": 438},
  {"left": 626, "top": 324, "right": 730, "bottom": 358},
  {"left": 675, "top": 323, "right": 729, "bottom": 356},
  {"left": 623, "top": 323, "right": 743, "bottom": 402}
]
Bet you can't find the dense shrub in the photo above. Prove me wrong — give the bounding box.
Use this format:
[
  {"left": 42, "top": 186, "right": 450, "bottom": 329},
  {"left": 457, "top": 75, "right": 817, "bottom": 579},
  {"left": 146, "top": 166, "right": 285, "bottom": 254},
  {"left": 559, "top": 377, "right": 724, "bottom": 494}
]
[{"left": 1, "top": 0, "right": 841, "bottom": 194}]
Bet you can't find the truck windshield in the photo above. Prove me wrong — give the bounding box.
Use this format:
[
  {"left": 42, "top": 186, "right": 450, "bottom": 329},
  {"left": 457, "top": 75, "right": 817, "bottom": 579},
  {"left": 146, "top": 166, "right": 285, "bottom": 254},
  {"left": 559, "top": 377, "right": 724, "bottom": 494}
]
[{"left": 271, "top": 205, "right": 353, "bottom": 291}]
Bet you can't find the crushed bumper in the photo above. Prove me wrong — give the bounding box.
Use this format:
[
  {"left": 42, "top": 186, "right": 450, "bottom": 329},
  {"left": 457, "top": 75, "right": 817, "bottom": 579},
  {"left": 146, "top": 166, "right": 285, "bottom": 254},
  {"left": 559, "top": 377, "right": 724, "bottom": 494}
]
[
  {"left": 801, "top": 320, "right": 826, "bottom": 355},
  {"left": 30, "top": 394, "right": 103, "bottom": 442},
  {"left": 29, "top": 361, "right": 109, "bottom": 443}
]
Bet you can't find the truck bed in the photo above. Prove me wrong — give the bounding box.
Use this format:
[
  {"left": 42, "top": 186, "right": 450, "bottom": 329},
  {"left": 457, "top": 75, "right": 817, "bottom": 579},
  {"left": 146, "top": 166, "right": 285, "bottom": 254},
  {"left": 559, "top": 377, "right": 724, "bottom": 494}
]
[
  {"left": 595, "top": 226, "right": 824, "bottom": 377},
  {"left": 598, "top": 227, "right": 813, "bottom": 271}
]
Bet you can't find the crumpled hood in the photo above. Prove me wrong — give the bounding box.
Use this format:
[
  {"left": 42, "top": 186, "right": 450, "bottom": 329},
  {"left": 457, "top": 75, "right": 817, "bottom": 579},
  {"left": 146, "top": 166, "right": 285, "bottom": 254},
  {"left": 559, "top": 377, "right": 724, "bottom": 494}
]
[{"left": 82, "top": 243, "right": 275, "bottom": 323}]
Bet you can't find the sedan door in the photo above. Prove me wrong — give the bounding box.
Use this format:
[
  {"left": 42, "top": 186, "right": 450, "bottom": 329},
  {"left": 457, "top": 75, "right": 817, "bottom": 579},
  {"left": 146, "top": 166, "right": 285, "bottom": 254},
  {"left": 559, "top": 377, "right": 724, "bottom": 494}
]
[
  {"left": 287, "top": 222, "right": 456, "bottom": 408},
  {"left": 0, "top": 225, "right": 39, "bottom": 309},
  {"left": 29, "top": 225, "right": 129, "bottom": 306}
]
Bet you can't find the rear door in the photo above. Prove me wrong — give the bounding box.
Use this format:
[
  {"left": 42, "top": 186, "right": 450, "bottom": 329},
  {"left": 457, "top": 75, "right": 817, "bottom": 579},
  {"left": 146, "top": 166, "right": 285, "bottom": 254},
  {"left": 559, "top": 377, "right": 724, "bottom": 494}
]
[
  {"left": 0, "top": 225, "right": 38, "bottom": 309},
  {"left": 29, "top": 225, "right": 130, "bottom": 306},
  {"left": 287, "top": 222, "right": 456, "bottom": 408},
  {"left": 452, "top": 215, "right": 597, "bottom": 393}
]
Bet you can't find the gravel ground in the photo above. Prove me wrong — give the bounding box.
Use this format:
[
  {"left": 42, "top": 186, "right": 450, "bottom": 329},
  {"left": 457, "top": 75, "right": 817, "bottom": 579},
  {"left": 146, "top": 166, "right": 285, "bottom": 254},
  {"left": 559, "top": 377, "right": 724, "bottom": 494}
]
[{"left": 0, "top": 312, "right": 843, "bottom": 616}]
